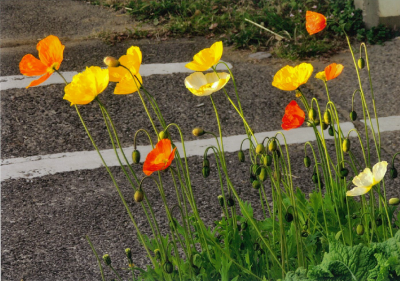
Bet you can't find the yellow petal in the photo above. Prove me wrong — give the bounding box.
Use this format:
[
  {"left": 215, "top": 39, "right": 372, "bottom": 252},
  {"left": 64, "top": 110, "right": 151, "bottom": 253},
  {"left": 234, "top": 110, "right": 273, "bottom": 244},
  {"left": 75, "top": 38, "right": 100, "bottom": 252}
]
[
  {"left": 372, "top": 161, "right": 388, "bottom": 184},
  {"left": 315, "top": 71, "right": 327, "bottom": 82},
  {"left": 272, "top": 63, "right": 313, "bottom": 91},
  {"left": 346, "top": 186, "right": 372, "bottom": 196},
  {"left": 184, "top": 72, "right": 230, "bottom": 96},
  {"left": 114, "top": 73, "right": 143, "bottom": 95},
  {"left": 126, "top": 46, "right": 142, "bottom": 64},
  {"left": 210, "top": 41, "right": 223, "bottom": 65},
  {"left": 185, "top": 41, "right": 223, "bottom": 71}
]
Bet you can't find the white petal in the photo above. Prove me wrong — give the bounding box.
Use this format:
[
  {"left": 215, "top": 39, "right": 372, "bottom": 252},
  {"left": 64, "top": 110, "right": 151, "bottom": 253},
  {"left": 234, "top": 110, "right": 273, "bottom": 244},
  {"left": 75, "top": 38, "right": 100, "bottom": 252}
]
[
  {"left": 184, "top": 72, "right": 208, "bottom": 90},
  {"left": 346, "top": 186, "right": 371, "bottom": 196},
  {"left": 372, "top": 161, "right": 388, "bottom": 183},
  {"left": 352, "top": 168, "right": 373, "bottom": 187}
]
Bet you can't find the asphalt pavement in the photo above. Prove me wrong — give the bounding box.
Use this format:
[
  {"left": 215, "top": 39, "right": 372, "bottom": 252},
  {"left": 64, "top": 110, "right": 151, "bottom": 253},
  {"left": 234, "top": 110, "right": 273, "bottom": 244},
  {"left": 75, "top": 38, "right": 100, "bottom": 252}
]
[{"left": 1, "top": 1, "right": 400, "bottom": 280}]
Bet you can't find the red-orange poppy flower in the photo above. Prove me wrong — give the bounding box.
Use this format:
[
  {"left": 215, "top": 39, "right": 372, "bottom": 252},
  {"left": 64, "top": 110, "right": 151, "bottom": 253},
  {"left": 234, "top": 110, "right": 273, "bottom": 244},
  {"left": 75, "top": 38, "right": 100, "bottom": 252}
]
[
  {"left": 306, "top": 11, "right": 327, "bottom": 35},
  {"left": 324, "top": 63, "right": 344, "bottom": 81},
  {"left": 19, "top": 35, "right": 65, "bottom": 88},
  {"left": 143, "top": 139, "right": 177, "bottom": 176},
  {"left": 282, "top": 101, "right": 305, "bottom": 130}
]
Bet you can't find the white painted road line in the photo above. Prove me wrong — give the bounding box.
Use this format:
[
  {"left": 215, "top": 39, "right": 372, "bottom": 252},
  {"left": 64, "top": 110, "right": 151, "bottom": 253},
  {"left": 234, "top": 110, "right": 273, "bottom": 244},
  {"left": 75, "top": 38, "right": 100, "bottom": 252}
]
[
  {"left": 0, "top": 62, "right": 233, "bottom": 91},
  {"left": 361, "top": 116, "right": 400, "bottom": 132},
  {"left": 1, "top": 122, "right": 355, "bottom": 181}
]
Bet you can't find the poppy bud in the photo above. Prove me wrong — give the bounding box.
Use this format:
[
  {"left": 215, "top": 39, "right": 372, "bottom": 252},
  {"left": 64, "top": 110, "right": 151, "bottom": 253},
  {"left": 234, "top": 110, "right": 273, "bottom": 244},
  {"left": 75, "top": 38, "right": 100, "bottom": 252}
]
[
  {"left": 252, "top": 164, "right": 261, "bottom": 176},
  {"left": 125, "top": 248, "right": 132, "bottom": 260},
  {"left": 241, "top": 221, "right": 248, "bottom": 231},
  {"left": 321, "top": 122, "right": 328, "bottom": 130},
  {"left": 164, "top": 261, "right": 173, "bottom": 274},
  {"left": 158, "top": 131, "right": 168, "bottom": 140},
  {"left": 343, "top": 138, "right": 350, "bottom": 153},
  {"left": 253, "top": 243, "right": 260, "bottom": 251},
  {"left": 154, "top": 249, "right": 161, "bottom": 260},
  {"left": 132, "top": 150, "right": 140, "bottom": 164},
  {"left": 304, "top": 156, "right": 311, "bottom": 168},
  {"left": 274, "top": 170, "right": 281, "bottom": 182},
  {"left": 301, "top": 230, "right": 309, "bottom": 237},
  {"left": 259, "top": 167, "right": 267, "bottom": 182},
  {"left": 308, "top": 109, "right": 316, "bottom": 121},
  {"left": 249, "top": 174, "right": 257, "bottom": 184},
  {"left": 268, "top": 140, "right": 277, "bottom": 152},
  {"left": 276, "top": 150, "right": 281, "bottom": 158},
  {"left": 227, "top": 197, "right": 235, "bottom": 207},
  {"left": 357, "top": 58, "right": 365, "bottom": 69},
  {"left": 103, "top": 56, "right": 120, "bottom": 67},
  {"left": 202, "top": 166, "right": 210, "bottom": 178},
  {"left": 217, "top": 195, "right": 224, "bottom": 207},
  {"left": 103, "top": 254, "right": 112, "bottom": 266},
  {"left": 328, "top": 125, "right": 334, "bottom": 136},
  {"left": 252, "top": 180, "right": 261, "bottom": 189},
  {"left": 356, "top": 224, "right": 364, "bottom": 235},
  {"left": 314, "top": 119, "right": 320, "bottom": 126},
  {"left": 389, "top": 198, "right": 400, "bottom": 205},
  {"left": 264, "top": 155, "right": 272, "bottom": 166},
  {"left": 238, "top": 150, "right": 245, "bottom": 162},
  {"left": 323, "top": 111, "right": 331, "bottom": 125},
  {"left": 192, "top": 127, "right": 205, "bottom": 137},
  {"left": 349, "top": 111, "right": 357, "bottom": 121},
  {"left": 390, "top": 167, "right": 398, "bottom": 179},
  {"left": 312, "top": 172, "right": 318, "bottom": 184},
  {"left": 340, "top": 168, "right": 349, "bottom": 178},
  {"left": 256, "top": 144, "right": 265, "bottom": 155},
  {"left": 203, "top": 158, "right": 210, "bottom": 167},
  {"left": 285, "top": 212, "right": 294, "bottom": 222},
  {"left": 134, "top": 189, "right": 144, "bottom": 203}
]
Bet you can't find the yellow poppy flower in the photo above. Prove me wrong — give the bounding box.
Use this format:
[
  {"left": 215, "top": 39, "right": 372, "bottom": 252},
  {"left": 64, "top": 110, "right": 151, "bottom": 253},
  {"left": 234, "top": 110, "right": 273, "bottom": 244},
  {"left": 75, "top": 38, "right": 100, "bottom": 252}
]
[
  {"left": 63, "top": 66, "right": 109, "bottom": 106},
  {"left": 315, "top": 71, "right": 327, "bottom": 82},
  {"left": 114, "top": 73, "right": 143, "bottom": 95},
  {"left": 272, "top": 63, "right": 314, "bottom": 91},
  {"left": 184, "top": 72, "right": 230, "bottom": 96},
  {"left": 346, "top": 161, "right": 388, "bottom": 196},
  {"left": 108, "top": 46, "right": 142, "bottom": 82},
  {"left": 185, "top": 41, "right": 223, "bottom": 72}
]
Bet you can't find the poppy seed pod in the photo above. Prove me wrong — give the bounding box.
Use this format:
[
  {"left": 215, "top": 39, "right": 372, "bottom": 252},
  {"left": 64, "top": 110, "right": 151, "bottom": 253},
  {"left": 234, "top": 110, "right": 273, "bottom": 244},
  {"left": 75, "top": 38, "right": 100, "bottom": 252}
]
[
  {"left": 390, "top": 167, "right": 398, "bottom": 179},
  {"left": 358, "top": 58, "right": 365, "bottom": 69},
  {"left": 304, "top": 156, "right": 311, "bottom": 168},
  {"left": 238, "top": 150, "right": 245, "bottom": 162},
  {"left": 103, "top": 56, "right": 120, "bottom": 67},
  {"left": 328, "top": 125, "right": 334, "bottom": 136},
  {"left": 192, "top": 127, "right": 205, "bottom": 137},
  {"left": 125, "top": 248, "right": 132, "bottom": 260},
  {"left": 259, "top": 167, "right": 267, "bottom": 182},
  {"left": 202, "top": 166, "right": 210, "bottom": 178},
  {"left": 103, "top": 254, "right": 111, "bottom": 266},
  {"left": 134, "top": 189, "right": 144, "bottom": 203},
  {"left": 268, "top": 140, "right": 277, "bottom": 152},
  {"left": 285, "top": 212, "right": 294, "bottom": 223},
  {"left": 340, "top": 168, "right": 349, "bottom": 178},
  {"left": 217, "top": 195, "right": 224, "bottom": 207},
  {"left": 132, "top": 150, "right": 140, "bottom": 164},
  {"left": 308, "top": 109, "right": 316, "bottom": 121},
  {"left": 252, "top": 180, "right": 261, "bottom": 189},
  {"left": 256, "top": 144, "right": 265, "bottom": 155},
  {"left": 389, "top": 198, "right": 400, "bottom": 205},
  {"left": 164, "top": 261, "right": 173, "bottom": 274},
  {"left": 158, "top": 131, "right": 169, "bottom": 140},
  {"left": 343, "top": 138, "right": 350, "bottom": 153},
  {"left": 227, "top": 197, "right": 235, "bottom": 207},
  {"left": 356, "top": 224, "right": 364, "bottom": 235},
  {"left": 350, "top": 111, "right": 357, "bottom": 121},
  {"left": 323, "top": 111, "right": 331, "bottom": 125}
]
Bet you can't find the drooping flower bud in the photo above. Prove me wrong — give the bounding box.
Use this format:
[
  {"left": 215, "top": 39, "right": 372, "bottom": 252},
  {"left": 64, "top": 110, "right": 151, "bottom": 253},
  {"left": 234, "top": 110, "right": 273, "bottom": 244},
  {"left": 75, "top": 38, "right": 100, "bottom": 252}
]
[
  {"left": 342, "top": 138, "right": 350, "bottom": 153},
  {"left": 238, "top": 150, "right": 245, "bottom": 162},
  {"left": 323, "top": 111, "right": 331, "bottom": 125},
  {"left": 192, "top": 127, "right": 205, "bottom": 137},
  {"left": 349, "top": 111, "right": 357, "bottom": 121},
  {"left": 154, "top": 249, "right": 161, "bottom": 260},
  {"left": 203, "top": 158, "right": 210, "bottom": 167},
  {"left": 357, "top": 58, "right": 365, "bottom": 69},
  {"left": 356, "top": 224, "right": 364, "bottom": 235},
  {"left": 249, "top": 174, "right": 257, "bottom": 184},
  {"left": 158, "top": 131, "right": 169, "bottom": 140},
  {"left": 217, "top": 195, "right": 224, "bottom": 207},
  {"left": 103, "top": 254, "right": 112, "bottom": 266},
  {"left": 308, "top": 109, "right": 316, "bottom": 121},
  {"left": 389, "top": 198, "right": 400, "bottom": 205},
  {"left": 304, "top": 156, "right": 311, "bottom": 168},
  {"left": 312, "top": 172, "right": 319, "bottom": 184},
  {"left": 103, "top": 56, "right": 120, "bottom": 67},
  {"left": 340, "top": 168, "right": 349, "bottom": 178},
  {"left": 259, "top": 167, "right": 267, "bottom": 182},
  {"left": 268, "top": 140, "right": 277, "bottom": 152},
  {"left": 227, "top": 197, "right": 235, "bottom": 207},
  {"left": 390, "top": 167, "right": 398, "bottom": 179},
  {"left": 321, "top": 122, "right": 328, "bottom": 130},
  {"left": 251, "top": 164, "right": 261, "bottom": 176},
  {"left": 164, "top": 260, "right": 174, "bottom": 274},
  {"left": 252, "top": 180, "right": 261, "bottom": 189},
  {"left": 202, "top": 166, "right": 210, "bottom": 178},
  {"left": 264, "top": 155, "right": 272, "bottom": 166},
  {"left": 125, "top": 248, "right": 132, "bottom": 260},
  {"left": 134, "top": 189, "right": 144, "bottom": 203},
  {"left": 276, "top": 150, "right": 281, "bottom": 158},
  {"left": 285, "top": 212, "right": 294, "bottom": 222},
  {"left": 256, "top": 144, "right": 265, "bottom": 155},
  {"left": 132, "top": 150, "right": 140, "bottom": 164},
  {"left": 328, "top": 125, "right": 334, "bottom": 136}
]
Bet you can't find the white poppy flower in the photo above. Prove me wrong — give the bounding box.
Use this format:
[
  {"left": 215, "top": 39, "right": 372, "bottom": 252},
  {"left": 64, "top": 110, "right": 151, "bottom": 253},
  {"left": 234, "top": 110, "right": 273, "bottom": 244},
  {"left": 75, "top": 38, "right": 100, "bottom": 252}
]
[
  {"left": 184, "top": 72, "right": 230, "bottom": 96},
  {"left": 346, "top": 161, "right": 388, "bottom": 196}
]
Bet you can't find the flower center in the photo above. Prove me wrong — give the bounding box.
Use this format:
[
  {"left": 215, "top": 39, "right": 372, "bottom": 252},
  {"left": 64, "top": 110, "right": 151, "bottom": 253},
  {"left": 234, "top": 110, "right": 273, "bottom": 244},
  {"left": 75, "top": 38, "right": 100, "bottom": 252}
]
[{"left": 47, "top": 62, "right": 60, "bottom": 74}]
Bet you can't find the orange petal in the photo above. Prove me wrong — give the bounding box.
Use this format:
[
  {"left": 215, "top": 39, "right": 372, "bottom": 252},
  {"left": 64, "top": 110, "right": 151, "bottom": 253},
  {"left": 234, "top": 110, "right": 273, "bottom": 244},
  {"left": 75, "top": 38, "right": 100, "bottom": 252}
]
[
  {"left": 306, "top": 11, "right": 327, "bottom": 35},
  {"left": 19, "top": 54, "right": 47, "bottom": 76},
  {"left": 325, "top": 63, "right": 344, "bottom": 81},
  {"left": 164, "top": 147, "right": 177, "bottom": 169},
  {"left": 37, "top": 35, "right": 65, "bottom": 68},
  {"left": 281, "top": 101, "right": 305, "bottom": 130},
  {"left": 26, "top": 72, "right": 51, "bottom": 88}
]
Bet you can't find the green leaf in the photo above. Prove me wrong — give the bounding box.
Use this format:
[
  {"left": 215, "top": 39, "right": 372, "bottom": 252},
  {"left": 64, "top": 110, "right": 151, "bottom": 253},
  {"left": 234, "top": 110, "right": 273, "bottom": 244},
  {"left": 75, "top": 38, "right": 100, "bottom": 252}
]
[
  {"left": 239, "top": 199, "right": 254, "bottom": 218},
  {"left": 283, "top": 267, "right": 310, "bottom": 281}
]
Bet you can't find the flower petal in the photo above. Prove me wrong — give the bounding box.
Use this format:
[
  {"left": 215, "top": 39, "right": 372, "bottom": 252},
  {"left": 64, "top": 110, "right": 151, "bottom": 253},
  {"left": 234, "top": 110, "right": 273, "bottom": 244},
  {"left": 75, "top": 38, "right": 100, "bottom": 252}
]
[
  {"left": 325, "top": 63, "right": 344, "bottom": 81},
  {"left": 26, "top": 73, "right": 51, "bottom": 88},
  {"left": 372, "top": 161, "right": 388, "bottom": 183},
  {"left": 281, "top": 101, "right": 305, "bottom": 130},
  {"left": 306, "top": 11, "right": 327, "bottom": 35},
  {"left": 114, "top": 73, "right": 143, "bottom": 95},
  {"left": 185, "top": 72, "right": 230, "bottom": 96},
  {"left": 185, "top": 41, "right": 223, "bottom": 71},
  {"left": 143, "top": 139, "right": 175, "bottom": 176},
  {"left": 346, "top": 186, "right": 372, "bottom": 196},
  {"left": 353, "top": 168, "right": 373, "bottom": 188},
  {"left": 37, "top": 35, "right": 65, "bottom": 68},
  {"left": 272, "top": 63, "right": 313, "bottom": 91},
  {"left": 315, "top": 71, "right": 327, "bottom": 82},
  {"left": 19, "top": 54, "right": 47, "bottom": 76}
]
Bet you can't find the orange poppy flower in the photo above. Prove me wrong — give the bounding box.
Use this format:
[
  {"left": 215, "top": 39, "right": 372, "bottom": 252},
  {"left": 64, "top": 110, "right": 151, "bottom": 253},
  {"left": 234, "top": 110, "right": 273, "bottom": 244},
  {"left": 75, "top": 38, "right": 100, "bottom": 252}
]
[
  {"left": 19, "top": 35, "right": 65, "bottom": 88},
  {"left": 282, "top": 101, "right": 305, "bottom": 130},
  {"left": 143, "top": 139, "right": 177, "bottom": 176},
  {"left": 306, "top": 11, "right": 327, "bottom": 35},
  {"left": 324, "top": 63, "right": 344, "bottom": 81}
]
